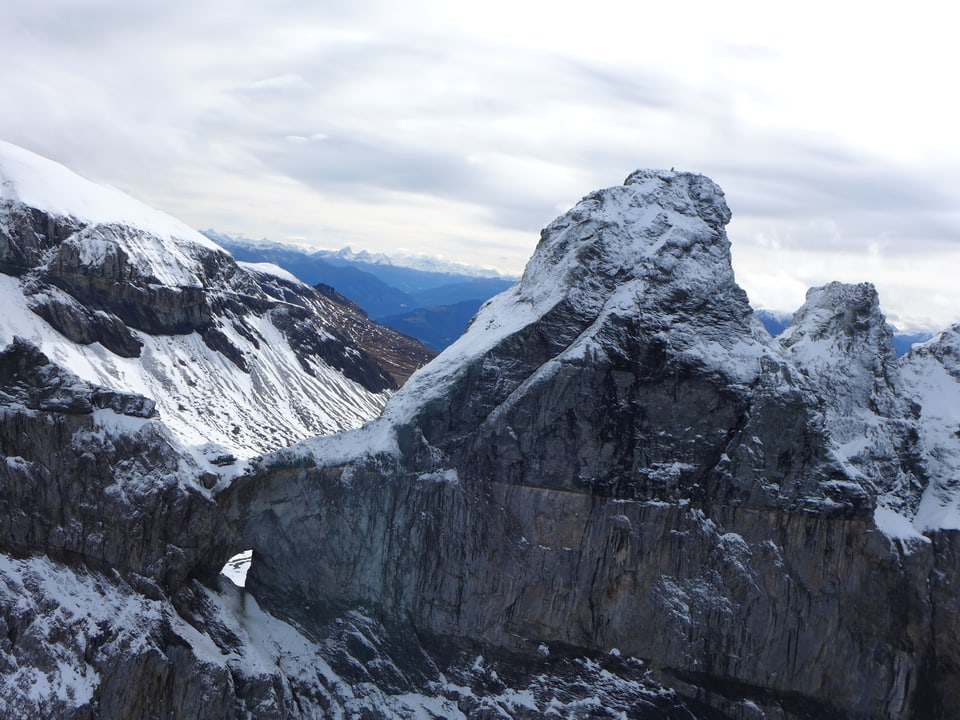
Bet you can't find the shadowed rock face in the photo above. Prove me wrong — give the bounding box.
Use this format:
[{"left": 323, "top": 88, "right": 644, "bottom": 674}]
[
  {"left": 223, "top": 171, "right": 960, "bottom": 719},
  {"left": 0, "top": 338, "right": 226, "bottom": 592}
]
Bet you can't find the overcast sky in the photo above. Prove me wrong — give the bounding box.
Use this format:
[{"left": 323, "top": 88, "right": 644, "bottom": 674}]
[{"left": 2, "top": 1, "right": 958, "bottom": 331}]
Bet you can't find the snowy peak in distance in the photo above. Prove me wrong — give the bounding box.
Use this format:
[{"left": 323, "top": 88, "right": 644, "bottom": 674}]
[
  {"left": 326, "top": 245, "right": 514, "bottom": 279},
  {"left": 0, "top": 141, "right": 433, "bottom": 464}
]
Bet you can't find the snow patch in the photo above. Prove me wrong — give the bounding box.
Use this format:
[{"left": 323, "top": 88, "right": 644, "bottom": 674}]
[{"left": 874, "top": 506, "right": 930, "bottom": 544}]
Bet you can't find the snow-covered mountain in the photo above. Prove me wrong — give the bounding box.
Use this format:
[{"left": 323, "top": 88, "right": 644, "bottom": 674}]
[
  {"left": 5, "top": 161, "right": 960, "bottom": 719},
  {"left": 0, "top": 140, "right": 432, "bottom": 464}
]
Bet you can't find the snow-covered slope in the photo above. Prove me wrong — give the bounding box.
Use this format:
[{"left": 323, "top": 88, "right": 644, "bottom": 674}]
[
  {"left": 900, "top": 325, "right": 960, "bottom": 529},
  {"left": 0, "top": 141, "right": 418, "bottom": 462}
]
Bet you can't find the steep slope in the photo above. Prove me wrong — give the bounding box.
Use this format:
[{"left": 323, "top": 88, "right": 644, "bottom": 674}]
[
  {"left": 223, "top": 170, "right": 958, "bottom": 719},
  {"left": 0, "top": 140, "right": 432, "bottom": 460}
]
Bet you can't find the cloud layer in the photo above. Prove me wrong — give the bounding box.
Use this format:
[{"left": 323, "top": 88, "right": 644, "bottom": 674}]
[{"left": 1, "top": 1, "right": 958, "bottom": 330}]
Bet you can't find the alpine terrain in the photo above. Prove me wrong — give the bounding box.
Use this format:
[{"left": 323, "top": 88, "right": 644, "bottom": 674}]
[{"left": 2, "top": 147, "right": 960, "bottom": 719}]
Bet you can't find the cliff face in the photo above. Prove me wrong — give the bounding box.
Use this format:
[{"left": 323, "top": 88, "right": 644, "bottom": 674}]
[{"left": 223, "top": 170, "right": 960, "bottom": 719}]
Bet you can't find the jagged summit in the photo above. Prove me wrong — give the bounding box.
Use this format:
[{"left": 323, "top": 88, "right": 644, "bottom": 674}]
[
  {"left": 378, "top": 169, "right": 767, "bottom": 428},
  {"left": 781, "top": 281, "right": 926, "bottom": 515}
]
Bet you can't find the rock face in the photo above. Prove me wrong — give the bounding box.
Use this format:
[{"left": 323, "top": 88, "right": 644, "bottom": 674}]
[
  {"left": 0, "top": 140, "right": 434, "bottom": 459},
  {"left": 0, "top": 337, "right": 226, "bottom": 588},
  {"left": 223, "top": 170, "right": 960, "bottom": 719}
]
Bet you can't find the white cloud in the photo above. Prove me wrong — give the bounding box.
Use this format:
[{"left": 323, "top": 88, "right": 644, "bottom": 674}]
[{"left": 0, "top": 0, "right": 958, "bottom": 329}]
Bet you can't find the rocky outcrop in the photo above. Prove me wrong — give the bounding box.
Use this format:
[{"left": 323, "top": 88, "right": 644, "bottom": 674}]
[
  {"left": 0, "top": 338, "right": 225, "bottom": 591},
  {"left": 222, "top": 170, "right": 960, "bottom": 719},
  {"left": 781, "top": 282, "right": 926, "bottom": 513}
]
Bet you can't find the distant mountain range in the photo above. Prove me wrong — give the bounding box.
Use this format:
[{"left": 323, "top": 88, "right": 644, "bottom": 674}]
[{"left": 204, "top": 231, "right": 517, "bottom": 350}]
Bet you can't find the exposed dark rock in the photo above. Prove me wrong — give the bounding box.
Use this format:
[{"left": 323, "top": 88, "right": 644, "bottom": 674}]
[
  {"left": 0, "top": 337, "right": 153, "bottom": 416},
  {"left": 0, "top": 338, "right": 223, "bottom": 591},
  {"left": 26, "top": 288, "right": 144, "bottom": 357},
  {"left": 0, "top": 199, "right": 83, "bottom": 275}
]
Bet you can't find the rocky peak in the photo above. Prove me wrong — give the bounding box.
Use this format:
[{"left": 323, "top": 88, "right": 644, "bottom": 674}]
[
  {"left": 780, "top": 281, "right": 926, "bottom": 514},
  {"left": 383, "top": 170, "right": 757, "bottom": 435},
  {"left": 359, "top": 169, "right": 861, "bottom": 512},
  {"left": 516, "top": 169, "right": 740, "bottom": 322},
  {"left": 781, "top": 281, "right": 896, "bottom": 376}
]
